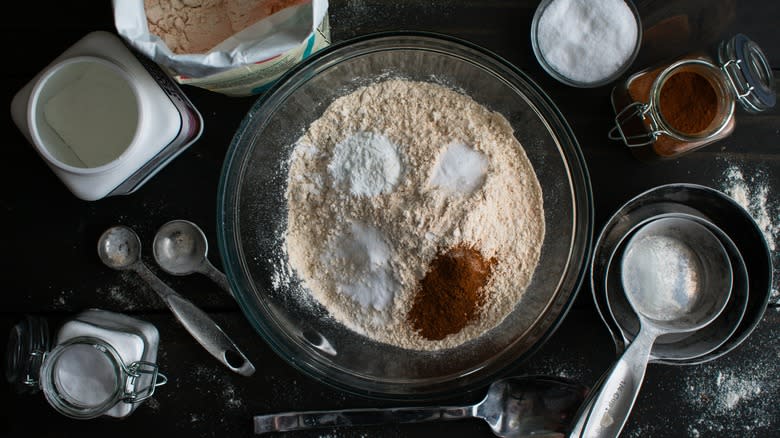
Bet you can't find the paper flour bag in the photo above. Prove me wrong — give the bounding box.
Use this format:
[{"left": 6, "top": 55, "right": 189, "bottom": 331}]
[{"left": 113, "top": 0, "right": 330, "bottom": 96}]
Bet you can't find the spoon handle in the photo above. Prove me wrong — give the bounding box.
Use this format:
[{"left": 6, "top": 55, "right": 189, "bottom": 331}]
[
  {"left": 574, "top": 328, "right": 656, "bottom": 438},
  {"left": 203, "top": 260, "right": 235, "bottom": 299},
  {"left": 254, "top": 406, "right": 471, "bottom": 434},
  {"left": 133, "top": 263, "right": 256, "bottom": 377}
]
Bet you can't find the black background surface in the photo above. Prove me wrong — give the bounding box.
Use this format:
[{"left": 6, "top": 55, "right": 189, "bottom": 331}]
[{"left": 2, "top": 1, "right": 778, "bottom": 437}]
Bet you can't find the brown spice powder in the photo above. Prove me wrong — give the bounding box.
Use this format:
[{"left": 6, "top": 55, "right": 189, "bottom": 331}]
[
  {"left": 407, "top": 245, "right": 497, "bottom": 340},
  {"left": 659, "top": 71, "right": 718, "bottom": 134},
  {"left": 626, "top": 63, "right": 722, "bottom": 158}
]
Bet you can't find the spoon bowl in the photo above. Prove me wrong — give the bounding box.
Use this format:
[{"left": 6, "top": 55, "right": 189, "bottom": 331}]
[
  {"left": 97, "top": 226, "right": 142, "bottom": 269},
  {"left": 153, "top": 219, "right": 209, "bottom": 276},
  {"left": 253, "top": 375, "right": 588, "bottom": 437},
  {"left": 153, "top": 219, "right": 232, "bottom": 296}
]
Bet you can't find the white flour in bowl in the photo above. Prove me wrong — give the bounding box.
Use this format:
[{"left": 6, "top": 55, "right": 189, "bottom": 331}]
[{"left": 283, "top": 79, "right": 545, "bottom": 350}]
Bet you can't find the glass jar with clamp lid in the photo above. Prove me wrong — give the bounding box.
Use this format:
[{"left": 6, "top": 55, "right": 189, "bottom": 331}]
[
  {"left": 5, "top": 309, "right": 166, "bottom": 419},
  {"left": 609, "top": 33, "right": 776, "bottom": 160}
]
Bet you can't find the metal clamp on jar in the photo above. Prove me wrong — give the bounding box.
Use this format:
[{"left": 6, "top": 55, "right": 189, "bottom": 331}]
[
  {"left": 5, "top": 310, "right": 167, "bottom": 419},
  {"left": 609, "top": 33, "right": 776, "bottom": 160}
]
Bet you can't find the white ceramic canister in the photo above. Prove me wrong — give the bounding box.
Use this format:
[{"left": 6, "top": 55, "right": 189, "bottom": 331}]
[
  {"left": 10, "top": 31, "right": 203, "bottom": 201},
  {"left": 6, "top": 309, "right": 166, "bottom": 419}
]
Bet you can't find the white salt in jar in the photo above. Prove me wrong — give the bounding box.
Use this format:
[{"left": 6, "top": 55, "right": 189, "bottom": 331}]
[
  {"left": 5, "top": 309, "right": 166, "bottom": 419},
  {"left": 10, "top": 31, "right": 203, "bottom": 201},
  {"left": 530, "top": 0, "right": 643, "bottom": 88}
]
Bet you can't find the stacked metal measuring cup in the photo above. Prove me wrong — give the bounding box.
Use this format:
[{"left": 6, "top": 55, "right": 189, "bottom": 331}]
[{"left": 569, "top": 183, "right": 773, "bottom": 437}]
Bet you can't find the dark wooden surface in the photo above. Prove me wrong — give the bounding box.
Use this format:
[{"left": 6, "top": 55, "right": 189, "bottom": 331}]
[{"left": 2, "top": 1, "right": 778, "bottom": 437}]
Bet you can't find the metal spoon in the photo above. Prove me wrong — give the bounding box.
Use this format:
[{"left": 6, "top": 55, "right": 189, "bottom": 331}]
[
  {"left": 152, "top": 219, "right": 232, "bottom": 298},
  {"left": 254, "top": 375, "right": 588, "bottom": 437},
  {"left": 575, "top": 217, "right": 732, "bottom": 437},
  {"left": 151, "top": 221, "right": 340, "bottom": 358},
  {"left": 97, "top": 225, "right": 256, "bottom": 377}
]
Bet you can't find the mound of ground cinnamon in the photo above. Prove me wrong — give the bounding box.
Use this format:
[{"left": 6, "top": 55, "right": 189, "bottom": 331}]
[
  {"left": 659, "top": 71, "right": 718, "bottom": 134},
  {"left": 407, "top": 244, "right": 497, "bottom": 340}
]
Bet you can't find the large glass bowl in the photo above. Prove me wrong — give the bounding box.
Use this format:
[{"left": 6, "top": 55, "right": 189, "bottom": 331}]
[{"left": 217, "top": 32, "right": 593, "bottom": 400}]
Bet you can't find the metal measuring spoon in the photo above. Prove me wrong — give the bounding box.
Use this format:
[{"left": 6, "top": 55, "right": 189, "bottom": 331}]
[
  {"left": 254, "top": 375, "right": 588, "bottom": 437},
  {"left": 151, "top": 221, "right": 340, "bottom": 358},
  {"left": 97, "top": 225, "right": 255, "bottom": 377},
  {"left": 152, "top": 219, "right": 233, "bottom": 298},
  {"left": 575, "top": 217, "right": 732, "bottom": 438}
]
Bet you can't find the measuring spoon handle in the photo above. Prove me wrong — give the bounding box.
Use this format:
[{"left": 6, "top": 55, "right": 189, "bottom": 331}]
[
  {"left": 134, "top": 263, "right": 256, "bottom": 377},
  {"left": 202, "top": 260, "right": 235, "bottom": 299},
  {"left": 575, "top": 327, "right": 656, "bottom": 438}
]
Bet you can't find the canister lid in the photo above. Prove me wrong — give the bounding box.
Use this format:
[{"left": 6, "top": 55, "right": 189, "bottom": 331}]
[
  {"left": 5, "top": 315, "right": 50, "bottom": 393},
  {"left": 719, "top": 34, "right": 776, "bottom": 113}
]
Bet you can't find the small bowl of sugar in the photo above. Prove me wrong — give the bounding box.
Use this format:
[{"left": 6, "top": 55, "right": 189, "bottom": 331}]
[{"left": 531, "top": 0, "right": 643, "bottom": 88}]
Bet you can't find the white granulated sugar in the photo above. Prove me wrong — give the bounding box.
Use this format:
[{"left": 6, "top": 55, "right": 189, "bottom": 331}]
[
  {"left": 537, "top": 0, "right": 638, "bottom": 83},
  {"left": 328, "top": 131, "right": 402, "bottom": 196},
  {"left": 429, "top": 141, "right": 488, "bottom": 194},
  {"left": 54, "top": 344, "right": 116, "bottom": 406},
  {"left": 284, "top": 79, "right": 545, "bottom": 350},
  {"left": 323, "top": 221, "right": 399, "bottom": 312},
  {"left": 720, "top": 373, "right": 761, "bottom": 410}
]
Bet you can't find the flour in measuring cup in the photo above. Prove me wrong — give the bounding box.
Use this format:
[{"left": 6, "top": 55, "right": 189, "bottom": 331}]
[{"left": 621, "top": 234, "right": 700, "bottom": 312}]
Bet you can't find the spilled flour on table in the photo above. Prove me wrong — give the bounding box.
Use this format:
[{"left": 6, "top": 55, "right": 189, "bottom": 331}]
[
  {"left": 679, "top": 352, "right": 778, "bottom": 434},
  {"left": 52, "top": 289, "right": 74, "bottom": 309},
  {"left": 144, "top": 397, "right": 160, "bottom": 411},
  {"left": 718, "top": 161, "right": 780, "bottom": 308},
  {"left": 525, "top": 354, "right": 590, "bottom": 382},
  {"left": 190, "top": 364, "right": 244, "bottom": 409},
  {"left": 97, "top": 271, "right": 158, "bottom": 310}
]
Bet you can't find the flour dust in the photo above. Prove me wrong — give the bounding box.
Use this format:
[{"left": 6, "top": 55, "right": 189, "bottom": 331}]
[{"left": 718, "top": 161, "right": 779, "bottom": 308}]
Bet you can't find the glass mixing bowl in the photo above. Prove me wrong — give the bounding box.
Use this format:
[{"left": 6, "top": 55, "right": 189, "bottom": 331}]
[{"left": 217, "top": 32, "right": 593, "bottom": 400}]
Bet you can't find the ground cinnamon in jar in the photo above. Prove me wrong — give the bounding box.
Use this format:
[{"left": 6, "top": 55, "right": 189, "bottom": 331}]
[
  {"left": 658, "top": 71, "right": 718, "bottom": 134},
  {"left": 407, "top": 244, "right": 497, "bottom": 341},
  {"left": 625, "top": 63, "right": 724, "bottom": 158}
]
